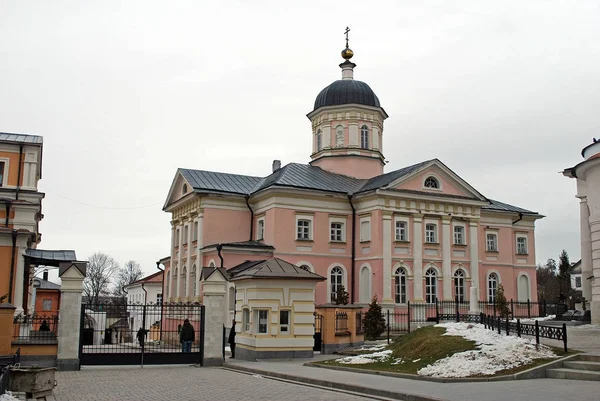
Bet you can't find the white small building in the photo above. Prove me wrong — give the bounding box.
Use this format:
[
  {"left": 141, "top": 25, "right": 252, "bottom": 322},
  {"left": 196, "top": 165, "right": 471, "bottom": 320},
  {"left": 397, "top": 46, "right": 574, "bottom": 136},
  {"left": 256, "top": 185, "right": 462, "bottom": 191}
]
[
  {"left": 570, "top": 260, "right": 583, "bottom": 291},
  {"left": 124, "top": 271, "right": 164, "bottom": 333}
]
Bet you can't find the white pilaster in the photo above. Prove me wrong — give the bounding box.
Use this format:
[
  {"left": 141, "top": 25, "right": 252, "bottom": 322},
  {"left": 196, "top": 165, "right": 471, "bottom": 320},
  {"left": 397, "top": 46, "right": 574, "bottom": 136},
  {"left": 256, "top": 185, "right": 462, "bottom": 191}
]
[
  {"left": 589, "top": 214, "right": 600, "bottom": 324},
  {"left": 186, "top": 219, "right": 193, "bottom": 300},
  {"left": 195, "top": 214, "right": 204, "bottom": 299},
  {"left": 442, "top": 217, "right": 452, "bottom": 300},
  {"left": 349, "top": 123, "right": 359, "bottom": 147},
  {"left": 323, "top": 125, "right": 331, "bottom": 149},
  {"left": 579, "top": 197, "right": 593, "bottom": 303},
  {"left": 169, "top": 223, "right": 176, "bottom": 299},
  {"left": 176, "top": 222, "right": 183, "bottom": 299},
  {"left": 469, "top": 220, "right": 480, "bottom": 313},
  {"left": 372, "top": 126, "right": 379, "bottom": 150},
  {"left": 382, "top": 212, "right": 393, "bottom": 304},
  {"left": 13, "top": 247, "right": 26, "bottom": 315},
  {"left": 413, "top": 214, "right": 424, "bottom": 301}
]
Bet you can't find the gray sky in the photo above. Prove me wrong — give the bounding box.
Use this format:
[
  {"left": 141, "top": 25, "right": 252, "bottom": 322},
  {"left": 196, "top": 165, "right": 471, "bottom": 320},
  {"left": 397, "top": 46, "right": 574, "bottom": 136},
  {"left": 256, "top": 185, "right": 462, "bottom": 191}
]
[{"left": 1, "top": 0, "right": 598, "bottom": 280}]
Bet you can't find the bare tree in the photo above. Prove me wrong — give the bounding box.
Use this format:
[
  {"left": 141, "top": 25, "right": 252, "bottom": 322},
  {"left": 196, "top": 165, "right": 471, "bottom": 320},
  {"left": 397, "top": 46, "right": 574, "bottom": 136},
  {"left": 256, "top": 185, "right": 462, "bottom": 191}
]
[
  {"left": 113, "top": 260, "right": 144, "bottom": 296},
  {"left": 83, "top": 252, "right": 120, "bottom": 305}
]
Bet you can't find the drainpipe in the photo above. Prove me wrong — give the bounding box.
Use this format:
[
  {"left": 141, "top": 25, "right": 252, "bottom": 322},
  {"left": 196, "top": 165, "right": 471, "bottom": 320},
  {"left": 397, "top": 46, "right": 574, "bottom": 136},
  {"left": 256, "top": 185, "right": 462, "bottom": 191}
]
[
  {"left": 245, "top": 195, "right": 254, "bottom": 241},
  {"left": 217, "top": 244, "right": 224, "bottom": 268},
  {"left": 156, "top": 261, "right": 164, "bottom": 303},
  {"left": 5, "top": 201, "right": 11, "bottom": 227},
  {"left": 512, "top": 213, "right": 524, "bottom": 225},
  {"left": 16, "top": 145, "right": 23, "bottom": 200},
  {"left": 348, "top": 194, "right": 356, "bottom": 304},
  {"left": 8, "top": 230, "right": 17, "bottom": 303},
  {"left": 141, "top": 283, "right": 148, "bottom": 304}
]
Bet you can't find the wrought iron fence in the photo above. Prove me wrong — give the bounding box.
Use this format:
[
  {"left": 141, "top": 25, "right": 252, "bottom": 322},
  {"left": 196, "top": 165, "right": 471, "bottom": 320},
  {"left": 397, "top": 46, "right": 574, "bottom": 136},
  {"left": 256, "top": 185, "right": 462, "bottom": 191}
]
[
  {"left": 355, "top": 312, "right": 363, "bottom": 334},
  {"left": 481, "top": 314, "right": 568, "bottom": 352},
  {"left": 335, "top": 312, "right": 348, "bottom": 333},
  {"left": 13, "top": 314, "right": 59, "bottom": 344}
]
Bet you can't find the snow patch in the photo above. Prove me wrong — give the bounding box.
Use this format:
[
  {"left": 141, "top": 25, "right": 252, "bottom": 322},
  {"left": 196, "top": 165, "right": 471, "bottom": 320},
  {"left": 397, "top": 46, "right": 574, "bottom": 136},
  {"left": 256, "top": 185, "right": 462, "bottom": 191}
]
[
  {"left": 417, "top": 322, "right": 558, "bottom": 378},
  {"left": 335, "top": 350, "right": 392, "bottom": 364},
  {"left": 0, "top": 392, "right": 19, "bottom": 401},
  {"left": 356, "top": 344, "right": 386, "bottom": 352},
  {"left": 510, "top": 315, "right": 555, "bottom": 323}
]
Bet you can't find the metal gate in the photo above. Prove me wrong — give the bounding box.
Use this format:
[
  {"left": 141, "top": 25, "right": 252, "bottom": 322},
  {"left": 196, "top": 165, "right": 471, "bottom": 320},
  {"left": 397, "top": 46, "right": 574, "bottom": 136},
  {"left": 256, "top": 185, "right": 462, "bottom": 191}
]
[
  {"left": 79, "top": 301, "right": 204, "bottom": 366},
  {"left": 313, "top": 313, "right": 323, "bottom": 352}
]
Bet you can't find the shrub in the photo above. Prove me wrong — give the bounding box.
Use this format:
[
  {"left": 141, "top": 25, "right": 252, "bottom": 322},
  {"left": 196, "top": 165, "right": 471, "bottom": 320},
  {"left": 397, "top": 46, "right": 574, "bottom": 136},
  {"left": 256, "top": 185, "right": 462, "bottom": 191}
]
[
  {"left": 333, "top": 285, "right": 349, "bottom": 305},
  {"left": 495, "top": 284, "right": 510, "bottom": 318},
  {"left": 363, "top": 296, "right": 386, "bottom": 340}
]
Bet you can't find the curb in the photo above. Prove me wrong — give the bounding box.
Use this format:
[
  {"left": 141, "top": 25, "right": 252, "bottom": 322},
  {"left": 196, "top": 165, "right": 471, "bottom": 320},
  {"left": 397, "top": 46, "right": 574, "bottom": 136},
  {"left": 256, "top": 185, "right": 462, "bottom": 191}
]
[{"left": 222, "top": 363, "right": 445, "bottom": 401}]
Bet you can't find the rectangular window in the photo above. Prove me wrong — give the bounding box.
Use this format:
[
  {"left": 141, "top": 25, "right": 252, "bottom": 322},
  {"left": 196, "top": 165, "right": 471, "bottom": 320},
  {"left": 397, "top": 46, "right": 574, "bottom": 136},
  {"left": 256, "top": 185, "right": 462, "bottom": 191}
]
[
  {"left": 486, "top": 233, "right": 498, "bottom": 251},
  {"left": 176, "top": 229, "right": 180, "bottom": 245},
  {"left": 425, "top": 224, "right": 437, "bottom": 243},
  {"left": 243, "top": 309, "right": 250, "bottom": 332},
  {"left": 0, "top": 162, "right": 4, "bottom": 187},
  {"left": 395, "top": 221, "right": 407, "bottom": 241},
  {"left": 42, "top": 299, "right": 52, "bottom": 311},
  {"left": 517, "top": 237, "right": 528, "bottom": 254},
  {"left": 316, "top": 133, "right": 322, "bottom": 151},
  {"left": 454, "top": 226, "right": 465, "bottom": 245},
  {"left": 257, "top": 219, "right": 265, "bottom": 240},
  {"left": 330, "top": 222, "right": 343, "bottom": 242},
  {"left": 183, "top": 225, "right": 188, "bottom": 244},
  {"left": 575, "top": 276, "right": 582, "bottom": 288},
  {"left": 193, "top": 221, "right": 198, "bottom": 241},
  {"left": 280, "top": 310, "right": 290, "bottom": 334},
  {"left": 257, "top": 310, "right": 268, "bottom": 334},
  {"left": 360, "top": 219, "right": 371, "bottom": 242},
  {"left": 297, "top": 219, "right": 311, "bottom": 240}
]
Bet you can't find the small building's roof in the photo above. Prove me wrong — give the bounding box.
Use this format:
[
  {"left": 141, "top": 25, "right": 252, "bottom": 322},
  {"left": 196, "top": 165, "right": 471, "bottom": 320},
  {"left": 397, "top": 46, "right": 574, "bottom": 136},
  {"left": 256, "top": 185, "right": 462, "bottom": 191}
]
[
  {"left": 25, "top": 249, "right": 78, "bottom": 266},
  {"left": 180, "top": 168, "right": 261, "bottom": 195},
  {"left": 33, "top": 278, "right": 61, "bottom": 291},
  {"left": 109, "top": 318, "right": 129, "bottom": 329},
  {"left": 229, "top": 258, "right": 325, "bottom": 281},
  {"left": 571, "top": 259, "right": 582, "bottom": 274},
  {"left": 482, "top": 199, "right": 540, "bottom": 216},
  {"left": 0, "top": 132, "right": 43, "bottom": 145},
  {"left": 201, "top": 266, "right": 228, "bottom": 281},
  {"left": 126, "top": 271, "right": 163, "bottom": 288},
  {"left": 202, "top": 241, "right": 275, "bottom": 251}
]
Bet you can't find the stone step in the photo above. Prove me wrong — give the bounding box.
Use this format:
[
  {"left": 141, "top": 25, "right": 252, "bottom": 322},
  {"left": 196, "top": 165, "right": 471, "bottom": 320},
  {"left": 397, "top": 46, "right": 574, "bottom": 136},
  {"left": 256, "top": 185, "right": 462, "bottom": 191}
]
[
  {"left": 546, "top": 368, "right": 600, "bottom": 381},
  {"left": 563, "top": 361, "right": 600, "bottom": 372},
  {"left": 578, "top": 354, "right": 600, "bottom": 363}
]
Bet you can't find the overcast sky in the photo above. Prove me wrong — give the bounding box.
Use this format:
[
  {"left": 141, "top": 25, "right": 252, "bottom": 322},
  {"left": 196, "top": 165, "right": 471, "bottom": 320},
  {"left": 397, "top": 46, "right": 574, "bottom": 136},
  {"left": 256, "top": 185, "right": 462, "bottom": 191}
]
[{"left": 1, "top": 1, "right": 598, "bottom": 281}]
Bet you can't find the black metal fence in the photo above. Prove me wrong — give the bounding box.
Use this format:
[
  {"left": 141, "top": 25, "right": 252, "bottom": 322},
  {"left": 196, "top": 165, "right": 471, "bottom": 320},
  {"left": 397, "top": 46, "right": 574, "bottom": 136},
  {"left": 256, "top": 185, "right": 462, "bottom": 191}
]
[
  {"left": 313, "top": 313, "right": 323, "bottom": 352},
  {"left": 335, "top": 312, "right": 348, "bottom": 333},
  {"left": 0, "top": 348, "right": 20, "bottom": 396},
  {"left": 481, "top": 314, "right": 568, "bottom": 352},
  {"left": 355, "top": 312, "right": 363, "bottom": 334},
  {"left": 13, "top": 314, "right": 59, "bottom": 344}
]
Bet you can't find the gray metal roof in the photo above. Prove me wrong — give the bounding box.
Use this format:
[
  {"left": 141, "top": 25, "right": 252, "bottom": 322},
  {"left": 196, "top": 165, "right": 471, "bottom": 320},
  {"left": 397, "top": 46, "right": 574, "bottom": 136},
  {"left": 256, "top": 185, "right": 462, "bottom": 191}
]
[
  {"left": 314, "top": 79, "right": 381, "bottom": 111},
  {"left": 357, "top": 160, "right": 435, "bottom": 193},
  {"left": 0, "top": 132, "right": 43, "bottom": 144},
  {"left": 33, "top": 278, "right": 61, "bottom": 290},
  {"left": 229, "top": 258, "right": 325, "bottom": 281},
  {"left": 25, "top": 249, "right": 77, "bottom": 262},
  {"left": 180, "top": 168, "right": 261, "bottom": 195},
  {"left": 482, "top": 199, "right": 538, "bottom": 215}
]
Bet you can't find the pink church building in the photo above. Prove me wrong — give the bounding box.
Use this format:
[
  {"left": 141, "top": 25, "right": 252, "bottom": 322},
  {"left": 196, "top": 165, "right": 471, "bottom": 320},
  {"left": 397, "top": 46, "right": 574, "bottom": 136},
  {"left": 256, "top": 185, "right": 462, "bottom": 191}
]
[{"left": 162, "top": 43, "right": 543, "bottom": 312}]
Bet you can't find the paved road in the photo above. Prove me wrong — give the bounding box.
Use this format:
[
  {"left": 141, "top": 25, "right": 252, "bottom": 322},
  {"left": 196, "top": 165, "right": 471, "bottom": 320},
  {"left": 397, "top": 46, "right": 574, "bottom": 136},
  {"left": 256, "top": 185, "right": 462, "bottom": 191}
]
[{"left": 54, "top": 366, "right": 375, "bottom": 401}]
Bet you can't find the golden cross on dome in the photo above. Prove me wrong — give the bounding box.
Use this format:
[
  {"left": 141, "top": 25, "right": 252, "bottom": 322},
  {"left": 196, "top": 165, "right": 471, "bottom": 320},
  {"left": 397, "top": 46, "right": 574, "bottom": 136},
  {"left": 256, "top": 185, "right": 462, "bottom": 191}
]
[{"left": 344, "top": 26, "right": 350, "bottom": 48}]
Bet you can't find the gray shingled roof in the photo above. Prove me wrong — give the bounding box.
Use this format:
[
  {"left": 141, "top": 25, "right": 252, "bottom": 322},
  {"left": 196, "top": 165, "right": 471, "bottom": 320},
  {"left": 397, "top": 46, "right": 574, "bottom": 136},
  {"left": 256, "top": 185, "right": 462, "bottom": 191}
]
[
  {"left": 483, "top": 199, "right": 538, "bottom": 215},
  {"left": 180, "top": 168, "right": 261, "bottom": 195},
  {"left": 0, "top": 132, "right": 43, "bottom": 144},
  {"left": 229, "top": 258, "right": 325, "bottom": 281},
  {"left": 25, "top": 249, "right": 77, "bottom": 262},
  {"left": 357, "top": 160, "right": 434, "bottom": 193},
  {"left": 33, "top": 278, "right": 61, "bottom": 290}
]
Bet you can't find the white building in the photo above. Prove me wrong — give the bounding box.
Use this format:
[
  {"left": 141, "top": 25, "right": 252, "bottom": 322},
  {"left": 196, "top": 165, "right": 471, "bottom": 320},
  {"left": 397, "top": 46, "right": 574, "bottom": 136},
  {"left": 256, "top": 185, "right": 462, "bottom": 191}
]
[
  {"left": 570, "top": 260, "right": 583, "bottom": 292},
  {"left": 124, "top": 271, "right": 163, "bottom": 333}
]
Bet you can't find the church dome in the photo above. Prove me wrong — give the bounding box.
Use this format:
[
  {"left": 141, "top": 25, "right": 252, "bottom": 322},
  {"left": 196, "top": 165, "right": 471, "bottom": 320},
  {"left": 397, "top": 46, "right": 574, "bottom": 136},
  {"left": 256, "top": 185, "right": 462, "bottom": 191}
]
[{"left": 313, "top": 79, "right": 381, "bottom": 111}]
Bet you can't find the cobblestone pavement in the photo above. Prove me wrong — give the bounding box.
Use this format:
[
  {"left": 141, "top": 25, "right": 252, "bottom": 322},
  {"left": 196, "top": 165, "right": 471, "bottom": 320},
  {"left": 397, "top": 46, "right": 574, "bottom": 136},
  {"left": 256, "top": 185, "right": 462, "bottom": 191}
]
[{"left": 54, "top": 366, "right": 374, "bottom": 401}]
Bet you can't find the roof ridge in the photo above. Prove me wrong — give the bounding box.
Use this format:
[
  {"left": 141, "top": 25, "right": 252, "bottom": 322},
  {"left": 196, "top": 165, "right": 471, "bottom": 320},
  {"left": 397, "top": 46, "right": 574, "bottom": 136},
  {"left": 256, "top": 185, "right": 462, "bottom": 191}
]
[{"left": 179, "top": 167, "right": 262, "bottom": 179}]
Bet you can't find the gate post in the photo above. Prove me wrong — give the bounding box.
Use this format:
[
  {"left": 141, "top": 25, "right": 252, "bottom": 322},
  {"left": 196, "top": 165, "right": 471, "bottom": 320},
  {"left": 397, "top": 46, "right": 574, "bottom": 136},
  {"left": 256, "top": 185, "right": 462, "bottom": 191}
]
[
  {"left": 201, "top": 272, "right": 227, "bottom": 366},
  {"left": 57, "top": 262, "right": 87, "bottom": 371}
]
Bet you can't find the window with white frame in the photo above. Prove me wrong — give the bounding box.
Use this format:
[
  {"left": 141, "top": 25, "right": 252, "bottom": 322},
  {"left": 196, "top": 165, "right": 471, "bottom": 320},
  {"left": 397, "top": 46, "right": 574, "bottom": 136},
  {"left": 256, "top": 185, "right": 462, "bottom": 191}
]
[
  {"left": 243, "top": 309, "right": 250, "bottom": 332},
  {"left": 425, "top": 268, "right": 437, "bottom": 303},
  {"left": 256, "top": 310, "right": 268, "bottom": 334},
  {"left": 424, "top": 176, "right": 439, "bottom": 189},
  {"left": 360, "top": 125, "right": 369, "bottom": 149},
  {"left": 173, "top": 268, "right": 178, "bottom": 296},
  {"left": 183, "top": 225, "right": 188, "bottom": 244},
  {"left": 279, "top": 310, "right": 290, "bottom": 334},
  {"left": 425, "top": 223, "right": 437, "bottom": 243},
  {"left": 330, "top": 222, "right": 344, "bottom": 242},
  {"left": 454, "top": 270, "right": 465, "bottom": 302},
  {"left": 394, "top": 267, "right": 407, "bottom": 304},
  {"left": 193, "top": 221, "right": 198, "bottom": 241},
  {"left": 42, "top": 299, "right": 52, "bottom": 311},
  {"left": 297, "top": 218, "right": 311, "bottom": 240},
  {"left": 454, "top": 226, "right": 465, "bottom": 245},
  {"left": 257, "top": 218, "right": 265, "bottom": 240},
  {"left": 360, "top": 217, "right": 371, "bottom": 242},
  {"left": 316, "top": 129, "right": 322, "bottom": 151},
  {"left": 330, "top": 266, "right": 344, "bottom": 302},
  {"left": 191, "top": 265, "right": 197, "bottom": 297},
  {"left": 395, "top": 220, "right": 408, "bottom": 241},
  {"left": 488, "top": 273, "right": 498, "bottom": 303},
  {"left": 299, "top": 265, "right": 311, "bottom": 272},
  {"left": 176, "top": 229, "right": 180, "bottom": 245},
  {"left": 486, "top": 233, "right": 498, "bottom": 252},
  {"left": 0, "top": 162, "right": 5, "bottom": 187},
  {"left": 575, "top": 276, "right": 582, "bottom": 288},
  {"left": 516, "top": 236, "right": 528, "bottom": 254}
]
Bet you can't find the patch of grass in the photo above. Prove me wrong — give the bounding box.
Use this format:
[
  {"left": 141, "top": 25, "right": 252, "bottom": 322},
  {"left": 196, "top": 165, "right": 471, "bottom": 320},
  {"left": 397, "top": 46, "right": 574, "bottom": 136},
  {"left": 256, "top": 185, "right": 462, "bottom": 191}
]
[{"left": 320, "top": 326, "right": 476, "bottom": 375}]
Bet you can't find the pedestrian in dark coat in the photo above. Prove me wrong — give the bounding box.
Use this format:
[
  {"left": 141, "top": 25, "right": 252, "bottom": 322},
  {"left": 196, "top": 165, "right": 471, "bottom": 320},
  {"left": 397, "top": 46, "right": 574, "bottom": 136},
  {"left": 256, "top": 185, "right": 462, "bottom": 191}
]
[
  {"left": 179, "top": 319, "right": 195, "bottom": 353},
  {"left": 136, "top": 327, "right": 147, "bottom": 347},
  {"left": 228, "top": 319, "right": 236, "bottom": 358}
]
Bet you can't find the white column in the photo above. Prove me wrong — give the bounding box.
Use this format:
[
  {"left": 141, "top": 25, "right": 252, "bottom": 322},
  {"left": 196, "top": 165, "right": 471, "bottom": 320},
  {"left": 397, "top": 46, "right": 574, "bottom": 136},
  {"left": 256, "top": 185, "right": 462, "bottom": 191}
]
[
  {"left": 322, "top": 125, "right": 331, "bottom": 149},
  {"left": 589, "top": 214, "right": 600, "bottom": 324},
  {"left": 579, "top": 197, "right": 593, "bottom": 303},
  {"left": 413, "top": 214, "right": 424, "bottom": 301},
  {"left": 57, "top": 263, "right": 86, "bottom": 371},
  {"left": 13, "top": 247, "right": 26, "bottom": 315},
  {"left": 442, "top": 217, "right": 452, "bottom": 300},
  {"left": 382, "top": 212, "right": 393, "bottom": 304},
  {"left": 169, "top": 222, "right": 176, "bottom": 300},
  {"left": 186, "top": 218, "right": 193, "bottom": 300},
  {"left": 176, "top": 221, "right": 183, "bottom": 299},
  {"left": 195, "top": 213, "right": 204, "bottom": 299},
  {"left": 469, "top": 219, "right": 480, "bottom": 313}
]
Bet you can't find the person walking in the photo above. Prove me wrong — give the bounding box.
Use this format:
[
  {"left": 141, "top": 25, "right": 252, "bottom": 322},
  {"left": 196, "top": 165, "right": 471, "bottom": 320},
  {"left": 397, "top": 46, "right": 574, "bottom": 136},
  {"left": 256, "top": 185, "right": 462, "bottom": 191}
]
[
  {"left": 179, "top": 319, "right": 195, "bottom": 353},
  {"left": 228, "top": 319, "right": 236, "bottom": 358},
  {"left": 136, "top": 327, "right": 147, "bottom": 348}
]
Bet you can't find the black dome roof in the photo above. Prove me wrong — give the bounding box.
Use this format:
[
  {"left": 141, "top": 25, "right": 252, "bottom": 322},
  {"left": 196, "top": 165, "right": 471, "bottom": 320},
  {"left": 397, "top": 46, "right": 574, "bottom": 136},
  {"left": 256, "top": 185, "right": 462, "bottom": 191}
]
[{"left": 314, "top": 80, "right": 380, "bottom": 111}]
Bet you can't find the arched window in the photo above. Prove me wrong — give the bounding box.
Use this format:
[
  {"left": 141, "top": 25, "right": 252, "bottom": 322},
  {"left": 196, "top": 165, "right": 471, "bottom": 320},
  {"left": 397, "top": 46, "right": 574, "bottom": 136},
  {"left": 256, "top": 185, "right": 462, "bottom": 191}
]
[
  {"left": 335, "top": 125, "right": 344, "bottom": 147},
  {"left": 394, "top": 267, "right": 407, "bottom": 304},
  {"left": 360, "top": 125, "right": 369, "bottom": 149},
  {"left": 191, "top": 265, "right": 197, "bottom": 297},
  {"left": 298, "top": 265, "right": 311, "bottom": 272},
  {"left": 518, "top": 274, "right": 530, "bottom": 301},
  {"left": 316, "top": 129, "right": 322, "bottom": 151},
  {"left": 454, "top": 270, "right": 465, "bottom": 302},
  {"left": 425, "top": 268, "right": 437, "bottom": 304},
  {"left": 360, "top": 265, "right": 371, "bottom": 303},
  {"left": 166, "top": 271, "right": 170, "bottom": 297},
  {"left": 208, "top": 261, "right": 215, "bottom": 268},
  {"left": 182, "top": 184, "right": 188, "bottom": 194},
  {"left": 424, "top": 176, "right": 439, "bottom": 189},
  {"left": 173, "top": 267, "right": 178, "bottom": 297},
  {"left": 182, "top": 266, "right": 187, "bottom": 298},
  {"left": 488, "top": 273, "right": 499, "bottom": 303},
  {"left": 330, "top": 266, "right": 344, "bottom": 302}
]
